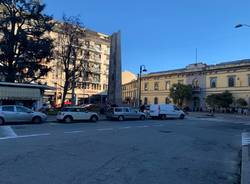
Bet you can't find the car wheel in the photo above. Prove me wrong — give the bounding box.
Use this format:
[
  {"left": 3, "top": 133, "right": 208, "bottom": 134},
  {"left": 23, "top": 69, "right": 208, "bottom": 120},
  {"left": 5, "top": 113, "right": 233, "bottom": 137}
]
[
  {"left": 32, "top": 116, "right": 42, "bottom": 124},
  {"left": 140, "top": 115, "right": 146, "bottom": 120},
  {"left": 90, "top": 115, "right": 98, "bottom": 122},
  {"left": 180, "top": 114, "right": 185, "bottom": 119},
  {"left": 64, "top": 116, "right": 73, "bottom": 123},
  {"left": 118, "top": 116, "right": 124, "bottom": 121},
  {"left": 0, "top": 117, "right": 5, "bottom": 125}
]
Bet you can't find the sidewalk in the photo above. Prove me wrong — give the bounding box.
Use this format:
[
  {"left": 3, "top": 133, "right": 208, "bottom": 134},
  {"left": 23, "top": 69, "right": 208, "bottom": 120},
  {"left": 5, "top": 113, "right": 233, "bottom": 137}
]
[{"left": 188, "top": 112, "right": 250, "bottom": 122}]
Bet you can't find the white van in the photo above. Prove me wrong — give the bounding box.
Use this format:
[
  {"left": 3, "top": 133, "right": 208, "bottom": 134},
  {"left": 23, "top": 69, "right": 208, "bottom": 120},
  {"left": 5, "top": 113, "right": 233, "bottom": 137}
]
[{"left": 149, "top": 104, "right": 185, "bottom": 120}]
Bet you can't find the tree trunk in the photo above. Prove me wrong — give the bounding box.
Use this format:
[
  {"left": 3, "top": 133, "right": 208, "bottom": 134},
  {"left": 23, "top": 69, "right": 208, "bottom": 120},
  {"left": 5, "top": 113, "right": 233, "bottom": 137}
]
[{"left": 61, "top": 80, "right": 69, "bottom": 108}]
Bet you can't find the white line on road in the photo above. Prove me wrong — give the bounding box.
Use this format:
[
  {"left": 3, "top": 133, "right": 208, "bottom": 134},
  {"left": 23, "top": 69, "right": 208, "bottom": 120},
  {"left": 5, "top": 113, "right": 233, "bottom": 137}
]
[
  {"left": 64, "top": 130, "right": 85, "bottom": 134},
  {"left": 136, "top": 125, "right": 149, "bottom": 128},
  {"left": 0, "top": 133, "right": 50, "bottom": 140},
  {"left": 0, "top": 126, "right": 17, "bottom": 138},
  {"left": 152, "top": 124, "right": 164, "bottom": 127},
  {"left": 97, "top": 128, "right": 114, "bottom": 131},
  {"left": 242, "top": 132, "right": 250, "bottom": 146}
]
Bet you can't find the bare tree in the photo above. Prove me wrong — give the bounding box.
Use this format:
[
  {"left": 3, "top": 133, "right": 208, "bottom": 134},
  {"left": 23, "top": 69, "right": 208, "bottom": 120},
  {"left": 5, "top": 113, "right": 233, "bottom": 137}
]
[{"left": 55, "top": 15, "right": 85, "bottom": 108}]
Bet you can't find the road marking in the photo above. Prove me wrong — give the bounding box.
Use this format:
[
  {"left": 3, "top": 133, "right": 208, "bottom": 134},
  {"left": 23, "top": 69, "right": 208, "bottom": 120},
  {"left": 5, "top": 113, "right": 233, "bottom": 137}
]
[
  {"left": 118, "top": 126, "right": 131, "bottom": 130},
  {"left": 242, "top": 132, "right": 250, "bottom": 146},
  {"left": 0, "top": 126, "right": 17, "bottom": 138},
  {"left": 97, "top": 128, "right": 114, "bottom": 131},
  {"left": 64, "top": 130, "right": 85, "bottom": 134},
  {"left": 136, "top": 125, "right": 149, "bottom": 128},
  {"left": 0, "top": 133, "right": 50, "bottom": 140},
  {"left": 152, "top": 124, "right": 164, "bottom": 127}
]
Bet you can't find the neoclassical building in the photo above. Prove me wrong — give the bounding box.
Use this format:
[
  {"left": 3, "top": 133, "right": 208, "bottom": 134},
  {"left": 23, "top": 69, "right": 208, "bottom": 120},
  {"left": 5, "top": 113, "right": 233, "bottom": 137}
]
[{"left": 122, "top": 59, "right": 250, "bottom": 110}]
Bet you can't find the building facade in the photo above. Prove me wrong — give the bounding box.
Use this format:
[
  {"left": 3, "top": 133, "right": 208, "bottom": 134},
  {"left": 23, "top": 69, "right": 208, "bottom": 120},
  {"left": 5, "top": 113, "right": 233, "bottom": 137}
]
[
  {"left": 42, "top": 26, "right": 111, "bottom": 107},
  {"left": 122, "top": 60, "right": 250, "bottom": 110}
]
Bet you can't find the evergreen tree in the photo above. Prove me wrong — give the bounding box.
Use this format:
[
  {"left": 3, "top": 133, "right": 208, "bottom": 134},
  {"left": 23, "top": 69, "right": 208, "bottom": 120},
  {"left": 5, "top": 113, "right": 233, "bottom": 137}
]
[{"left": 0, "top": 0, "right": 54, "bottom": 83}]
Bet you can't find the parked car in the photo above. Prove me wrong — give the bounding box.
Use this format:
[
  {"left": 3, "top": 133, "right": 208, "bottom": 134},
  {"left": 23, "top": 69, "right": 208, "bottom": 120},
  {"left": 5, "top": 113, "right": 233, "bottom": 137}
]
[
  {"left": 106, "top": 107, "right": 146, "bottom": 121},
  {"left": 57, "top": 107, "right": 99, "bottom": 123},
  {"left": 0, "top": 105, "right": 47, "bottom": 125},
  {"left": 149, "top": 104, "right": 185, "bottom": 120}
]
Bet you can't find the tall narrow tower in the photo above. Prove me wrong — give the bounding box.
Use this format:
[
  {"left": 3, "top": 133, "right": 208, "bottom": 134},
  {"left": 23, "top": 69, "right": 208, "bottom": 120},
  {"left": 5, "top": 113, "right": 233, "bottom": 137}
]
[{"left": 107, "top": 31, "right": 122, "bottom": 105}]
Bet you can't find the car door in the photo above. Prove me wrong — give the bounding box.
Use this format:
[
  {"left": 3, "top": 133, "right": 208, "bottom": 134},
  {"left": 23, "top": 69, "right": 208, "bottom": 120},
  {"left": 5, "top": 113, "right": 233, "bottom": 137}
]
[
  {"left": 124, "top": 108, "right": 132, "bottom": 119},
  {"left": 78, "top": 108, "right": 90, "bottom": 120},
  {"left": 173, "top": 106, "right": 181, "bottom": 118},
  {"left": 1, "top": 106, "right": 17, "bottom": 122},
  {"left": 16, "top": 106, "right": 33, "bottom": 122},
  {"left": 130, "top": 109, "right": 140, "bottom": 119}
]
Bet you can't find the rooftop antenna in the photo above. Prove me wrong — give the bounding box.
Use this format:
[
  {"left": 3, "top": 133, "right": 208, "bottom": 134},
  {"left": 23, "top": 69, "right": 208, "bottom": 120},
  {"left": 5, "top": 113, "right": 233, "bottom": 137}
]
[{"left": 195, "top": 48, "right": 198, "bottom": 64}]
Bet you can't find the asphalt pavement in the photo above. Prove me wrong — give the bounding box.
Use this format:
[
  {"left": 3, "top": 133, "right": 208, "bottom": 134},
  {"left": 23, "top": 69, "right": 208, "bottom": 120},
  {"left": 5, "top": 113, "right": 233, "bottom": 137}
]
[{"left": 0, "top": 117, "right": 248, "bottom": 184}]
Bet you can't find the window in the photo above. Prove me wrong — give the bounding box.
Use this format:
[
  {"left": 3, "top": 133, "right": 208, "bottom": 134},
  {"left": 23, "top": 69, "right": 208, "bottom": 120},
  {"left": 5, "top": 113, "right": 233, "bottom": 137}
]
[
  {"left": 2, "top": 106, "right": 14, "bottom": 112},
  {"left": 16, "top": 106, "right": 32, "bottom": 113},
  {"left": 228, "top": 76, "right": 235, "bottom": 87},
  {"left": 154, "top": 97, "right": 158, "bottom": 104},
  {"left": 144, "top": 97, "right": 148, "bottom": 105},
  {"left": 125, "top": 108, "right": 130, "bottom": 112},
  {"left": 210, "top": 77, "right": 217, "bottom": 88},
  {"left": 165, "top": 81, "right": 170, "bottom": 90},
  {"left": 192, "top": 79, "right": 199, "bottom": 88},
  {"left": 154, "top": 82, "right": 159, "bottom": 90},
  {"left": 114, "top": 108, "right": 123, "bottom": 112},
  {"left": 144, "top": 83, "right": 148, "bottom": 91},
  {"left": 174, "top": 106, "right": 180, "bottom": 111},
  {"left": 248, "top": 75, "right": 250, "bottom": 86},
  {"left": 85, "top": 41, "right": 90, "bottom": 47},
  {"left": 165, "top": 97, "right": 170, "bottom": 104}
]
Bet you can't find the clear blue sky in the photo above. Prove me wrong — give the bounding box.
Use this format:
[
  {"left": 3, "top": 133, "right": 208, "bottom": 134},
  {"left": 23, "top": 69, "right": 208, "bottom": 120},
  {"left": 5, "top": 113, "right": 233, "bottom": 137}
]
[{"left": 43, "top": 0, "right": 250, "bottom": 74}]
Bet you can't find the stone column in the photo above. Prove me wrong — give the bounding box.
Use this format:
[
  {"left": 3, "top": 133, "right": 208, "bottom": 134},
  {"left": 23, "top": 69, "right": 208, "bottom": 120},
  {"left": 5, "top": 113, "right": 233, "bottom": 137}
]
[{"left": 107, "top": 31, "right": 122, "bottom": 106}]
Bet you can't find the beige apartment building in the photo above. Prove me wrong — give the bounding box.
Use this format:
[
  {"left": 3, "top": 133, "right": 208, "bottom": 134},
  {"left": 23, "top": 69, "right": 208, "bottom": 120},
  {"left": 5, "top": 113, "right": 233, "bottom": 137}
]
[
  {"left": 122, "top": 60, "right": 250, "bottom": 110},
  {"left": 42, "top": 24, "right": 111, "bottom": 106}
]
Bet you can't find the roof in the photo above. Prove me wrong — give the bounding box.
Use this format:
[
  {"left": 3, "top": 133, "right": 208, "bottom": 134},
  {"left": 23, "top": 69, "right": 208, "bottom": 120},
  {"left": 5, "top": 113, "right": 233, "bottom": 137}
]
[
  {"left": 148, "top": 68, "right": 186, "bottom": 75},
  {"left": 144, "top": 59, "right": 250, "bottom": 77},
  {"left": 213, "top": 59, "right": 250, "bottom": 66},
  {"left": 0, "top": 82, "right": 55, "bottom": 90}
]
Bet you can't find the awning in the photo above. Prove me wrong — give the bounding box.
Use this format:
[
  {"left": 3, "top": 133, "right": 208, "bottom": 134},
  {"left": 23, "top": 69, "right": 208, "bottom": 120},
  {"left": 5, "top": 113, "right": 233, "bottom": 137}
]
[{"left": 0, "top": 86, "right": 41, "bottom": 101}]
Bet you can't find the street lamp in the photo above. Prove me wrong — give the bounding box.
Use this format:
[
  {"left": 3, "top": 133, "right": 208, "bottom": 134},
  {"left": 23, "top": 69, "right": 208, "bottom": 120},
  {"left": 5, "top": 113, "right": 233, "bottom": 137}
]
[
  {"left": 235, "top": 24, "right": 250, "bottom": 28},
  {"left": 138, "top": 65, "right": 147, "bottom": 107}
]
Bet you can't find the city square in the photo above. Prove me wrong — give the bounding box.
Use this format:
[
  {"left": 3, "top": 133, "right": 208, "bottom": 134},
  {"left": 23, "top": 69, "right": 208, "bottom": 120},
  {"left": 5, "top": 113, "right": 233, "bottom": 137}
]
[{"left": 0, "top": 0, "right": 250, "bottom": 184}]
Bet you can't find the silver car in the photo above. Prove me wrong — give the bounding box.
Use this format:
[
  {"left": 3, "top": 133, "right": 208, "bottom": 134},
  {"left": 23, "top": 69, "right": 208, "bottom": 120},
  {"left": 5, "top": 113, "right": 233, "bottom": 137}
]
[
  {"left": 106, "top": 107, "right": 146, "bottom": 121},
  {"left": 0, "top": 105, "right": 47, "bottom": 125}
]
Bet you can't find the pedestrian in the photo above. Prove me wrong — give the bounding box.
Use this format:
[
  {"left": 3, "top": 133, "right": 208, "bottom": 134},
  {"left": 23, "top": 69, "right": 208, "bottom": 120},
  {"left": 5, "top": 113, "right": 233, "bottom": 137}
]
[{"left": 140, "top": 104, "right": 145, "bottom": 112}]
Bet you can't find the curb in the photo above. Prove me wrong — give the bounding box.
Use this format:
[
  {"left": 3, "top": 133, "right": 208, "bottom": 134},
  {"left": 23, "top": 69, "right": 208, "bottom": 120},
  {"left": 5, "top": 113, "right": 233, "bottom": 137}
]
[{"left": 241, "top": 133, "right": 250, "bottom": 184}]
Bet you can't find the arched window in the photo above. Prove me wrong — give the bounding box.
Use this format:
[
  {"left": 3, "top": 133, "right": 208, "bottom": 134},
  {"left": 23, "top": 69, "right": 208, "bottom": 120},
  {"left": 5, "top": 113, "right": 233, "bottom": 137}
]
[
  {"left": 192, "top": 78, "right": 199, "bottom": 88},
  {"left": 210, "top": 77, "right": 217, "bottom": 88},
  {"left": 228, "top": 76, "right": 235, "bottom": 87},
  {"left": 144, "top": 97, "right": 148, "bottom": 105},
  {"left": 165, "top": 97, "right": 170, "bottom": 104},
  {"left": 154, "top": 97, "right": 158, "bottom": 104}
]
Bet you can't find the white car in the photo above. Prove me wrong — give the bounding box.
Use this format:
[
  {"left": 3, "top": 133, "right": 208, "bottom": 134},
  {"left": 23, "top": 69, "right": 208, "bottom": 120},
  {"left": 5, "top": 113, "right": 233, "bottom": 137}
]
[
  {"left": 57, "top": 107, "right": 99, "bottom": 123},
  {"left": 0, "top": 105, "right": 47, "bottom": 125},
  {"left": 149, "top": 104, "right": 185, "bottom": 120}
]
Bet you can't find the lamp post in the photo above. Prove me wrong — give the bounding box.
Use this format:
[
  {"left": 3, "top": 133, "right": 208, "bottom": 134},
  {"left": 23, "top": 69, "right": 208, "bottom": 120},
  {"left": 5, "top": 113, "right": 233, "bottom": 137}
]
[{"left": 138, "top": 65, "right": 147, "bottom": 107}]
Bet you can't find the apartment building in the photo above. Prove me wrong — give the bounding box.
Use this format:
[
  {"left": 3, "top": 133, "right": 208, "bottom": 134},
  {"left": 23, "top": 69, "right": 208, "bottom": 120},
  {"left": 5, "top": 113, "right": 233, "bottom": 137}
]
[
  {"left": 122, "top": 59, "right": 250, "bottom": 110},
  {"left": 43, "top": 25, "right": 111, "bottom": 106}
]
